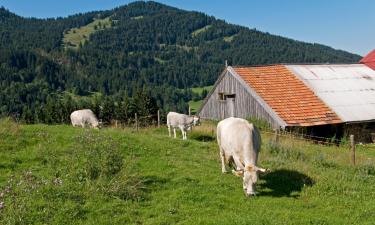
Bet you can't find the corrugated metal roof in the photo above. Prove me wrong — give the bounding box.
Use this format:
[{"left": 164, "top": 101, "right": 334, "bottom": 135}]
[
  {"left": 233, "top": 65, "right": 342, "bottom": 126},
  {"left": 286, "top": 64, "right": 375, "bottom": 123}
]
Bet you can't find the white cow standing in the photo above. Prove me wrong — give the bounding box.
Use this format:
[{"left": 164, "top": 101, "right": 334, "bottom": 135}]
[
  {"left": 167, "top": 112, "right": 200, "bottom": 140},
  {"left": 217, "top": 117, "right": 268, "bottom": 196},
  {"left": 70, "top": 109, "right": 100, "bottom": 129}
]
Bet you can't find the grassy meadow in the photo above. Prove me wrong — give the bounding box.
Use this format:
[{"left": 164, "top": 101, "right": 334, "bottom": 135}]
[{"left": 0, "top": 118, "right": 375, "bottom": 224}]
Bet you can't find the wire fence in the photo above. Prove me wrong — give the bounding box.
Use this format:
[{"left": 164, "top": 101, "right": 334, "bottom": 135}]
[
  {"left": 108, "top": 111, "right": 163, "bottom": 130},
  {"left": 258, "top": 127, "right": 359, "bottom": 166},
  {"left": 261, "top": 130, "right": 343, "bottom": 147},
  {"left": 107, "top": 111, "right": 366, "bottom": 166}
]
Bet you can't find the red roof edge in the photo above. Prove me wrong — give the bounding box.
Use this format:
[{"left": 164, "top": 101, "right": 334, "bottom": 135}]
[{"left": 360, "top": 49, "right": 375, "bottom": 63}]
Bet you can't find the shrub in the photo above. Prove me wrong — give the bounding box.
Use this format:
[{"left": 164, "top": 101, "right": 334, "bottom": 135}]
[
  {"left": 266, "top": 141, "right": 306, "bottom": 162},
  {"left": 75, "top": 131, "right": 124, "bottom": 180}
]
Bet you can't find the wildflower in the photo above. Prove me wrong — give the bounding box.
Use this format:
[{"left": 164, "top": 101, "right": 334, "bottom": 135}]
[
  {"left": 53, "top": 178, "right": 63, "bottom": 186},
  {"left": 5, "top": 186, "right": 11, "bottom": 193}
]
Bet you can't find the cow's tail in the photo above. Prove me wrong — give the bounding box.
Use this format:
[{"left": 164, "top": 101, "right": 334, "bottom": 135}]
[{"left": 248, "top": 123, "right": 261, "bottom": 164}]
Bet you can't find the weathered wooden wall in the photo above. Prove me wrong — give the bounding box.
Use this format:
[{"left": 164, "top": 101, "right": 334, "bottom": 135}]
[{"left": 198, "top": 71, "right": 283, "bottom": 128}]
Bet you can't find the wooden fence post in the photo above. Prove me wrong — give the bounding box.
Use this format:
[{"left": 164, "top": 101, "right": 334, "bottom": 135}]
[
  {"left": 135, "top": 113, "right": 138, "bottom": 131},
  {"left": 274, "top": 129, "right": 280, "bottom": 145},
  {"left": 188, "top": 107, "right": 191, "bottom": 116},
  {"left": 157, "top": 110, "right": 160, "bottom": 128},
  {"left": 350, "top": 134, "right": 355, "bottom": 166}
]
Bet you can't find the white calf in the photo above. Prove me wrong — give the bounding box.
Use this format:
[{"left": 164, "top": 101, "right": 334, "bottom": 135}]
[{"left": 167, "top": 112, "right": 200, "bottom": 140}]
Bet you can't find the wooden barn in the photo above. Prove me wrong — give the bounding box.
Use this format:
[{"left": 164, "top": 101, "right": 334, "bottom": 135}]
[{"left": 198, "top": 64, "right": 375, "bottom": 141}]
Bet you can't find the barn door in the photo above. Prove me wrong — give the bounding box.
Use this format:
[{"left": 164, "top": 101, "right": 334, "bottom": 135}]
[{"left": 226, "top": 94, "right": 236, "bottom": 117}]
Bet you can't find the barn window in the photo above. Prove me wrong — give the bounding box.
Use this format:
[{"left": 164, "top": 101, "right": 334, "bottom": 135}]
[
  {"left": 218, "top": 92, "right": 226, "bottom": 100},
  {"left": 225, "top": 94, "right": 236, "bottom": 99}
]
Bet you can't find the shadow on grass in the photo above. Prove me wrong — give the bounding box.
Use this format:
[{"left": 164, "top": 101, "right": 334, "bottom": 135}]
[
  {"left": 190, "top": 133, "right": 215, "bottom": 142},
  {"left": 259, "top": 169, "right": 314, "bottom": 197},
  {"left": 141, "top": 175, "right": 170, "bottom": 192}
]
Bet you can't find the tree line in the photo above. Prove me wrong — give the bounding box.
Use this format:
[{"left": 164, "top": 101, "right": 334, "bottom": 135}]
[{"left": 0, "top": 2, "right": 361, "bottom": 124}]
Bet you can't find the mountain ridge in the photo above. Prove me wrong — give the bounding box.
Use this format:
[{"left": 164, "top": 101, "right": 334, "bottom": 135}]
[{"left": 0, "top": 1, "right": 362, "bottom": 123}]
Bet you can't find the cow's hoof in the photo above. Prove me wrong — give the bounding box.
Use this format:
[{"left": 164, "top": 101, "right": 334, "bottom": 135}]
[
  {"left": 244, "top": 190, "right": 257, "bottom": 197},
  {"left": 245, "top": 192, "right": 257, "bottom": 197}
]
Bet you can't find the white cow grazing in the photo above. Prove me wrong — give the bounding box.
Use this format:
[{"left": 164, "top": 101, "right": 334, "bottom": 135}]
[
  {"left": 70, "top": 109, "right": 100, "bottom": 129},
  {"left": 217, "top": 117, "right": 268, "bottom": 196},
  {"left": 167, "top": 112, "right": 200, "bottom": 140}
]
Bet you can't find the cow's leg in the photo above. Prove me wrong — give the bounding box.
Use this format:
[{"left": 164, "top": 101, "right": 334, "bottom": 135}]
[
  {"left": 183, "top": 127, "right": 187, "bottom": 140},
  {"left": 219, "top": 148, "right": 229, "bottom": 173},
  {"left": 168, "top": 125, "right": 171, "bottom": 137},
  {"left": 173, "top": 127, "right": 177, "bottom": 138},
  {"left": 179, "top": 126, "right": 185, "bottom": 140},
  {"left": 233, "top": 156, "right": 244, "bottom": 171}
]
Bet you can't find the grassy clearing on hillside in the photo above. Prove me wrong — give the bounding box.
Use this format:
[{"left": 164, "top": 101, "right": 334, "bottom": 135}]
[
  {"left": 189, "top": 85, "right": 214, "bottom": 114},
  {"left": 0, "top": 119, "right": 375, "bottom": 224},
  {"left": 63, "top": 17, "right": 113, "bottom": 50},
  {"left": 154, "top": 57, "right": 167, "bottom": 64},
  {"left": 131, "top": 16, "right": 144, "bottom": 20},
  {"left": 188, "top": 100, "right": 203, "bottom": 114},
  {"left": 223, "top": 33, "right": 239, "bottom": 42},
  {"left": 191, "top": 86, "right": 214, "bottom": 95},
  {"left": 191, "top": 25, "right": 213, "bottom": 37}
]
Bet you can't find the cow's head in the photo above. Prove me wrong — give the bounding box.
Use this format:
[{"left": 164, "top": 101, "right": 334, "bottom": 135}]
[
  {"left": 242, "top": 165, "right": 269, "bottom": 197},
  {"left": 192, "top": 115, "right": 201, "bottom": 126},
  {"left": 93, "top": 120, "right": 103, "bottom": 130}
]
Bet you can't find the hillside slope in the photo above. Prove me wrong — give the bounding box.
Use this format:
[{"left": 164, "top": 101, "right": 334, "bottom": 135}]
[
  {"left": 0, "top": 120, "right": 374, "bottom": 224},
  {"left": 0, "top": 1, "right": 362, "bottom": 123}
]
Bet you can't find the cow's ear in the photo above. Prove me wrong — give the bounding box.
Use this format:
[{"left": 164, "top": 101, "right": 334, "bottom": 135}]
[
  {"left": 245, "top": 165, "right": 254, "bottom": 172},
  {"left": 256, "top": 167, "right": 270, "bottom": 173}
]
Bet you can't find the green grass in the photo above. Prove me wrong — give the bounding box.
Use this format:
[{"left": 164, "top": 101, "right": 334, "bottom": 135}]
[
  {"left": 191, "top": 85, "right": 213, "bottom": 95},
  {"left": 189, "top": 85, "right": 214, "bottom": 113},
  {"left": 131, "top": 16, "right": 144, "bottom": 20},
  {"left": 1, "top": 118, "right": 375, "bottom": 224},
  {"left": 188, "top": 99, "right": 203, "bottom": 114},
  {"left": 63, "top": 17, "right": 114, "bottom": 50},
  {"left": 158, "top": 44, "right": 198, "bottom": 52},
  {"left": 191, "top": 25, "right": 213, "bottom": 37},
  {"left": 154, "top": 57, "right": 167, "bottom": 64}
]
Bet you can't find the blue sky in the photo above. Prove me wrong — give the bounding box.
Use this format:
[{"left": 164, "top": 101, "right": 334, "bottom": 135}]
[{"left": 1, "top": 0, "right": 374, "bottom": 56}]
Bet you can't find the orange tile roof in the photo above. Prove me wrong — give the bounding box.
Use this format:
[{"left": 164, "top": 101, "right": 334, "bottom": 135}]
[{"left": 233, "top": 65, "right": 342, "bottom": 126}]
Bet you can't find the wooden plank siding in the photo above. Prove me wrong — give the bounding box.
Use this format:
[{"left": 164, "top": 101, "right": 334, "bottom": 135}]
[{"left": 198, "top": 68, "right": 286, "bottom": 129}]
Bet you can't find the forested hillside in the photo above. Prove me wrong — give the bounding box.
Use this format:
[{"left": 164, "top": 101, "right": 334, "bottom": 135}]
[{"left": 0, "top": 1, "right": 361, "bottom": 124}]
